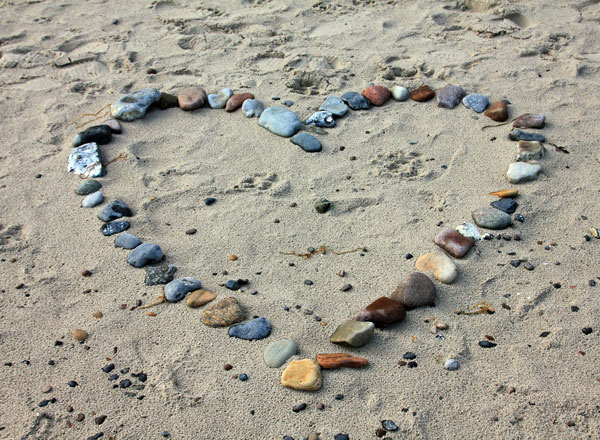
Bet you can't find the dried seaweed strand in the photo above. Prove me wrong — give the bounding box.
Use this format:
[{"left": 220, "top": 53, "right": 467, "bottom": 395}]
[
  {"left": 455, "top": 302, "right": 495, "bottom": 315},
  {"left": 481, "top": 120, "right": 512, "bottom": 131},
  {"left": 104, "top": 152, "right": 127, "bottom": 167},
  {"left": 280, "top": 245, "right": 364, "bottom": 260},
  {"left": 139, "top": 295, "right": 166, "bottom": 309},
  {"left": 71, "top": 104, "right": 111, "bottom": 126},
  {"left": 76, "top": 111, "right": 109, "bottom": 129}
]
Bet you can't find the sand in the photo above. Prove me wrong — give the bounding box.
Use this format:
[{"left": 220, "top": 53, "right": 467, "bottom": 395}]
[{"left": 1, "top": 0, "right": 599, "bottom": 438}]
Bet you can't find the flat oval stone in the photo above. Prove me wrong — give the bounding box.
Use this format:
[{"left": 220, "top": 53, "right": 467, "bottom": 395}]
[
  {"left": 436, "top": 84, "right": 466, "bottom": 109},
  {"left": 316, "top": 353, "right": 368, "bottom": 369},
  {"left": 491, "top": 198, "right": 518, "bottom": 214},
  {"left": 98, "top": 200, "right": 132, "bottom": 222},
  {"left": 415, "top": 250, "right": 458, "bottom": 284},
  {"left": 341, "top": 91, "right": 369, "bottom": 110},
  {"left": 208, "top": 88, "right": 233, "bottom": 109},
  {"left": 355, "top": 296, "right": 406, "bottom": 328},
  {"left": 145, "top": 264, "right": 177, "bottom": 285},
  {"left": 516, "top": 141, "right": 545, "bottom": 162},
  {"left": 101, "top": 220, "right": 129, "bottom": 236},
  {"left": 114, "top": 232, "right": 141, "bottom": 249},
  {"left": 73, "top": 125, "right": 112, "bottom": 148},
  {"left": 472, "top": 207, "right": 512, "bottom": 230},
  {"left": 462, "top": 94, "right": 489, "bottom": 113},
  {"left": 319, "top": 95, "right": 348, "bottom": 117},
  {"left": 410, "top": 85, "right": 435, "bottom": 102},
  {"left": 164, "top": 277, "right": 201, "bottom": 302},
  {"left": 82, "top": 191, "right": 103, "bottom": 208},
  {"left": 506, "top": 162, "right": 542, "bottom": 183},
  {"left": 508, "top": 130, "right": 545, "bottom": 143},
  {"left": 434, "top": 229, "right": 475, "bottom": 258},
  {"left": 361, "top": 85, "right": 390, "bottom": 106},
  {"left": 264, "top": 339, "right": 297, "bottom": 368},
  {"left": 390, "top": 85, "right": 409, "bottom": 101},
  {"left": 226, "top": 93, "right": 254, "bottom": 112},
  {"left": 281, "top": 359, "right": 322, "bottom": 391},
  {"left": 330, "top": 320, "right": 375, "bottom": 347},
  {"left": 291, "top": 133, "right": 322, "bottom": 153},
  {"left": 201, "top": 296, "right": 244, "bottom": 327},
  {"left": 241, "top": 99, "right": 264, "bottom": 117},
  {"left": 186, "top": 289, "right": 216, "bottom": 308},
  {"left": 110, "top": 88, "right": 161, "bottom": 121},
  {"left": 101, "top": 119, "right": 122, "bottom": 134},
  {"left": 228, "top": 317, "right": 272, "bottom": 340},
  {"left": 75, "top": 179, "right": 102, "bottom": 196},
  {"left": 258, "top": 106, "right": 302, "bottom": 137},
  {"left": 513, "top": 113, "right": 546, "bottom": 129},
  {"left": 158, "top": 92, "right": 179, "bottom": 110},
  {"left": 178, "top": 87, "right": 207, "bottom": 111},
  {"left": 127, "top": 243, "right": 162, "bottom": 268},
  {"left": 305, "top": 111, "right": 336, "bottom": 128},
  {"left": 68, "top": 143, "right": 103, "bottom": 178},
  {"left": 484, "top": 101, "right": 508, "bottom": 122},
  {"left": 391, "top": 272, "right": 436, "bottom": 308}
]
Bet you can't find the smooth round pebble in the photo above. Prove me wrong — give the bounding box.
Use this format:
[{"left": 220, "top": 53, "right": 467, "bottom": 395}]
[
  {"left": 114, "top": 233, "right": 142, "bottom": 249},
  {"left": 264, "top": 339, "right": 297, "bottom": 368},
  {"left": 291, "top": 133, "right": 322, "bottom": 153},
  {"left": 444, "top": 359, "right": 460, "bottom": 370},
  {"left": 242, "top": 99, "right": 264, "bottom": 118},
  {"left": 82, "top": 191, "right": 104, "bottom": 208},
  {"left": 390, "top": 85, "right": 409, "bottom": 101}
]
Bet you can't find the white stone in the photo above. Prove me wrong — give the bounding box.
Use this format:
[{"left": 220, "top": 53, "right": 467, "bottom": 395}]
[
  {"left": 456, "top": 222, "right": 482, "bottom": 241},
  {"left": 415, "top": 250, "right": 458, "bottom": 284},
  {"left": 506, "top": 162, "right": 542, "bottom": 184},
  {"left": 445, "top": 359, "right": 459, "bottom": 370},
  {"left": 82, "top": 191, "right": 103, "bottom": 208},
  {"left": 390, "top": 85, "right": 409, "bottom": 101},
  {"left": 68, "top": 142, "right": 103, "bottom": 178}
]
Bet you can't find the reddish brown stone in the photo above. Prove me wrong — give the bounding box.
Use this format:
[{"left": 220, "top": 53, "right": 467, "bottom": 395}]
[
  {"left": 225, "top": 93, "right": 255, "bottom": 112},
  {"left": 434, "top": 229, "right": 475, "bottom": 258},
  {"left": 316, "top": 353, "right": 369, "bottom": 369},
  {"left": 391, "top": 272, "right": 436, "bottom": 309},
  {"left": 354, "top": 296, "right": 406, "bottom": 328},
  {"left": 484, "top": 101, "right": 508, "bottom": 122},
  {"left": 410, "top": 85, "right": 435, "bottom": 102},
  {"left": 361, "top": 86, "right": 391, "bottom": 106},
  {"left": 178, "top": 87, "right": 207, "bottom": 111}
]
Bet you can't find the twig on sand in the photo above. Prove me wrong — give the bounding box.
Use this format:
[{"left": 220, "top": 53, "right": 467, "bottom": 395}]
[
  {"left": 139, "top": 295, "right": 166, "bottom": 309},
  {"left": 279, "top": 245, "right": 366, "bottom": 260},
  {"left": 455, "top": 302, "right": 495, "bottom": 315}
]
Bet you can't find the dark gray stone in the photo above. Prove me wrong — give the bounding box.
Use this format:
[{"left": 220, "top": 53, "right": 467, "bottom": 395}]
[
  {"left": 98, "top": 200, "right": 132, "bottom": 222},
  {"left": 341, "top": 91, "right": 370, "bottom": 110},
  {"left": 75, "top": 179, "right": 102, "bottom": 196},
  {"left": 144, "top": 264, "right": 177, "bottom": 286},
  {"left": 164, "top": 277, "right": 201, "bottom": 302},
  {"left": 490, "top": 198, "right": 518, "bottom": 214},
  {"left": 305, "top": 111, "right": 335, "bottom": 128},
  {"left": 101, "top": 220, "right": 130, "bottom": 236},
  {"left": 508, "top": 130, "right": 546, "bottom": 142},
  {"left": 73, "top": 125, "right": 112, "bottom": 148},
  {"left": 291, "top": 133, "right": 322, "bottom": 153}
]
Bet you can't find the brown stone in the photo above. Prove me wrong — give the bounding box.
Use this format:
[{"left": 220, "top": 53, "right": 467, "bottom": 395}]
[
  {"left": 186, "top": 289, "right": 216, "bottom": 308},
  {"left": 484, "top": 101, "right": 508, "bottom": 122},
  {"left": 434, "top": 229, "right": 475, "bottom": 258},
  {"left": 354, "top": 296, "right": 406, "bottom": 328},
  {"left": 201, "top": 296, "right": 244, "bottom": 327},
  {"left": 225, "top": 93, "right": 255, "bottom": 112},
  {"left": 410, "top": 85, "right": 435, "bottom": 102},
  {"left": 391, "top": 272, "right": 436, "bottom": 309},
  {"left": 512, "top": 113, "right": 545, "bottom": 129},
  {"left": 178, "top": 87, "right": 207, "bottom": 111},
  {"left": 361, "top": 86, "right": 391, "bottom": 106},
  {"left": 158, "top": 92, "right": 179, "bottom": 110},
  {"left": 72, "top": 329, "right": 88, "bottom": 341},
  {"left": 316, "top": 353, "right": 369, "bottom": 369},
  {"left": 92, "top": 311, "right": 103, "bottom": 319}
]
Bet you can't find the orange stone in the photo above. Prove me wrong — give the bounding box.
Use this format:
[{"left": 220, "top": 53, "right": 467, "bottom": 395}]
[
  {"left": 316, "top": 353, "right": 369, "bottom": 369},
  {"left": 484, "top": 101, "right": 508, "bottom": 122},
  {"left": 488, "top": 189, "right": 518, "bottom": 198},
  {"left": 225, "top": 93, "right": 255, "bottom": 112},
  {"left": 361, "top": 86, "right": 390, "bottom": 106},
  {"left": 410, "top": 85, "right": 435, "bottom": 102},
  {"left": 72, "top": 329, "right": 88, "bottom": 341}
]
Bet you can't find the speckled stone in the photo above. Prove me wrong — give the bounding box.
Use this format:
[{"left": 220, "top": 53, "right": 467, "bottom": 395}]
[
  {"left": 330, "top": 320, "right": 375, "bottom": 347},
  {"left": 462, "top": 94, "right": 489, "bottom": 113},
  {"left": 436, "top": 84, "right": 466, "bottom": 109},
  {"left": 201, "top": 297, "right": 244, "bottom": 327},
  {"left": 281, "top": 359, "right": 322, "bottom": 391},
  {"left": 391, "top": 272, "right": 437, "bottom": 308},
  {"left": 68, "top": 143, "right": 103, "bottom": 178},
  {"left": 101, "top": 220, "right": 129, "bottom": 236},
  {"left": 144, "top": 264, "right": 177, "bottom": 286},
  {"left": 110, "top": 88, "right": 161, "bottom": 121},
  {"left": 305, "top": 111, "right": 336, "bottom": 128}
]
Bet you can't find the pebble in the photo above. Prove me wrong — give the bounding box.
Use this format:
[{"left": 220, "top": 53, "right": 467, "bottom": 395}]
[
  {"left": 75, "top": 179, "right": 102, "bottom": 196},
  {"left": 319, "top": 95, "right": 348, "bottom": 117},
  {"left": 258, "top": 106, "right": 302, "bottom": 137},
  {"left": 98, "top": 200, "right": 133, "bottom": 222},
  {"left": 228, "top": 317, "right": 272, "bottom": 341},
  {"left": 484, "top": 101, "right": 509, "bottom": 122},
  {"left": 291, "top": 132, "right": 322, "bottom": 153},
  {"left": 73, "top": 125, "right": 113, "bottom": 148},
  {"left": 208, "top": 88, "right": 233, "bottom": 109},
  {"left": 354, "top": 296, "right": 406, "bottom": 328},
  {"left": 341, "top": 91, "right": 370, "bottom": 110},
  {"left": 110, "top": 88, "right": 161, "bottom": 121},
  {"left": 479, "top": 340, "right": 497, "bottom": 348},
  {"left": 186, "top": 290, "right": 216, "bottom": 308},
  {"left": 101, "top": 119, "right": 122, "bottom": 134},
  {"left": 263, "top": 339, "right": 297, "bottom": 368},
  {"left": 523, "top": 262, "right": 534, "bottom": 271},
  {"left": 72, "top": 329, "right": 88, "bottom": 341},
  {"left": 582, "top": 327, "right": 593, "bottom": 335},
  {"left": 361, "top": 85, "right": 391, "bottom": 106},
  {"left": 239, "top": 373, "right": 248, "bottom": 381},
  {"left": 513, "top": 113, "right": 546, "bottom": 129},
  {"left": 340, "top": 284, "right": 352, "bottom": 292},
  {"left": 506, "top": 162, "right": 542, "bottom": 183},
  {"left": 102, "top": 363, "right": 115, "bottom": 373},
  {"left": 68, "top": 143, "right": 104, "bottom": 178},
  {"left": 330, "top": 320, "right": 375, "bottom": 347},
  {"left": 114, "top": 233, "right": 142, "bottom": 249},
  {"left": 315, "top": 198, "right": 331, "bottom": 213},
  {"left": 68, "top": 380, "right": 78, "bottom": 387},
  {"left": 381, "top": 420, "right": 398, "bottom": 431},
  {"left": 410, "top": 85, "right": 435, "bottom": 102},
  {"left": 444, "top": 359, "right": 460, "bottom": 370},
  {"left": 471, "top": 207, "right": 512, "bottom": 230},
  {"left": 158, "top": 92, "right": 179, "bottom": 110},
  {"left": 456, "top": 222, "right": 482, "bottom": 241},
  {"left": 488, "top": 188, "right": 518, "bottom": 198},
  {"left": 391, "top": 272, "right": 437, "bottom": 307},
  {"left": 292, "top": 403, "right": 307, "bottom": 412},
  {"left": 226, "top": 93, "right": 255, "bottom": 112},
  {"left": 201, "top": 297, "right": 245, "bottom": 327},
  {"left": 82, "top": 191, "right": 104, "bottom": 208},
  {"left": 390, "top": 85, "right": 409, "bottom": 101},
  {"left": 204, "top": 197, "right": 216, "bottom": 205},
  {"left": 186, "top": 228, "right": 197, "bottom": 235},
  {"left": 334, "top": 435, "right": 349, "bottom": 440},
  {"left": 145, "top": 264, "right": 177, "bottom": 285},
  {"left": 101, "top": 220, "right": 130, "bottom": 236},
  {"left": 95, "top": 415, "right": 107, "bottom": 425},
  {"left": 508, "top": 130, "right": 546, "bottom": 143},
  {"left": 241, "top": 99, "right": 264, "bottom": 117},
  {"left": 225, "top": 279, "right": 240, "bottom": 290},
  {"left": 316, "top": 353, "right": 368, "bottom": 369},
  {"left": 127, "top": 243, "right": 163, "bottom": 268},
  {"left": 164, "top": 277, "right": 201, "bottom": 302},
  {"left": 282, "top": 100, "right": 294, "bottom": 107},
  {"left": 177, "top": 87, "right": 207, "bottom": 111},
  {"left": 491, "top": 198, "right": 518, "bottom": 214},
  {"left": 281, "top": 359, "right": 322, "bottom": 391},
  {"left": 516, "top": 141, "right": 545, "bottom": 162},
  {"left": 462, "top": 94, "right": 489, "bottom": 113},
  {"left": 305, "top": 111, "right": 336, "bottom": 128},
  {"left": 436, "top": 84, "right": 466, "bottom": 109},
  {"left": 434, "top": 229, "right": 475, "bottom": 258}
]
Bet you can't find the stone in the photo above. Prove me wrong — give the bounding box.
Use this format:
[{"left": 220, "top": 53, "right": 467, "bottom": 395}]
[
  {"left": 462, "top": 94, "right": 489, "bottom": 113},
  {"left": 145, "top": 264, "right": 177, "bottom": 286},
  {"left": 72, "top": 329, "right": 88, "bottom": 341},
  {"left": 330, "top": 320, "right": 375, "bottom": 347},
  {"left": 513, "top": 113, "right": 546, "bottom": 129},
  {"left": 201, "top": 297, "right": 245, "bottom": 327},
  {"left": 68, "top": 143, "right": 103, "bottom": 178},
  {"left": 445, "top": 359, "right": 459, "bottom": 370},
  {"left": 506, "top": 162, "right": 542, "bottom": 183},
  {"left": 315, "top": 198, "right": 331, "bottom": 213},
  {"left": 110, "top": 88, "right": 161, "bottom": 121},
  {"left": 158, "top": 92, "right": 179, "bottom": 110},
  {"left": 488, "top": 189, "right": 518, "bottom": 198},
  {"left": 291, "top": 133, "right": 322, "bottom": 153},
  {"left": 341, "top": 91, "right": 370, "bottom": 110},
  {"left": 382, "top": 420, "right": 399, "bottom": 431},
  {"left": 491, "top": 198, "right": 518, "bottom": 214},
  {"left": 241, "top": 99, "right": 264, "bottom": 117},
  {"left": 75, "top": 179, "right": 102, "bottom": 196},
  {"left": 114, "top": 233, "right": 141, "bottom": 249},
  {"left": 258, "top": 106, "right": 302, "bottom": 137},
  {"left": 73, "top": 125, "right": 112, "bottom": 148},
  {"left": 434, "top": 229, "right": 475, "bottom": 258},
  {"left": 225, "top": 280, "right": 240, "bottom": 290},
  {"left": 354, "top": 296, "right": 406, "bottom": 328},
  {"left": 281, "top": 359, "right": 322, "bottom": 391},
  {"left": 186, "top": 290, "right": 216, "bottom": 308},
  {"left": 226, "top": 93, "right": 255, "bottom": 112},
  {"left": 410, "top": 85, "right": 435, "bottom": 102},
  {"left": 508, "top": 130, "right": 545, "bottom": 143},
  {"left": 316, "top": 353, "right": 369, "bottom": 369},
  {"left": 164, "top": 277, "right": 201, "bottom": 303},
  {"left": 471, "top": 207, "right": 512, "bottom": 230},
  {"left": 98, "top": 200, "right": 132, "bottom": 222},
  {"left": 101, "top": 220, "right": 130, "bottom": 236},
  {"left": 82, "top": 191, "right": 103, "bottom": 208},
  {"left": 390, "top": 85, "right": 409, "bottom": 101},
  {"left": 484, "top": 101, "right": 509, "bottom": 122},
  {"left": 391, "top": 272, "right": 437, "bottom": 308},
  {"left": 361, "top": 85, "right": 391, "bottom": 106},
  {"left": 319, "top": 95, "right": 348, "bottom": 117},
  {"left": 127, "top": 243, "right": 163, "bottom": 268},
  {"left": 101, "top": 119, "right": 122, "bottom": 134},
  {"left": 208, "top": 88, "right": 233, "bottom": 109},
  {"left": 305, "top": 111, "right": 336, "bottom": 128},
  {"left": 516, "top": 141, "right": 545, "bottom": 162},
  {"left": 456, "top": 222, "right": 482, "bottom": 241},
  {"left": 228, "top": 317, "right": 272, "bottom": 340},
  {"left": 436, "top": 84, "right": 466, "bottom": 109},
  {"left": 415, "top": 251, "right": 458, "bottom": 284},
  {"left": 264, "top": 339, "right": 297, "bottom": 368},
  {"left": 177, "top": 87, "right": 207, "bottom": 111}
]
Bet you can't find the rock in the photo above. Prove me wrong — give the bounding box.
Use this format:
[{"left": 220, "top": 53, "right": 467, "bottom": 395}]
[
  {"left": 434, "top": 229, "right": 475, "bottom": 258},
  {"left": 186, "top": 290, "right": 216, "bottom": 308},
  {"left": 101, "top": 119, "right": 122, "bottom": 134},
  {"left": 73, "top": 125, "right": 112, "bottom": 148},
  {"left": 410, "top": 85, "right": 435, "bottom": 102},
  {"left": 315, "top": 198, "right": 331, "bottom": 213},
  {"left": 508, "top": 130, "right": 545, "bottom": 142},
  {"left": 258, "top": 106, "right": 302, "bottom": 137},
  {"left": 341, "top": 91, "right": 370, "bottom": 110},
  {"left": 228, "top": 317, "right": 272, "bottom": 340},
  {"left": 164, "top": 277, "right": 201, "bottom": 303},
  {"left": 177, "top": 87, "right": 207, "bottom": 111},
  {"left": 305, "top": 111, "right": 336, "bottom": 128},
  {"left": 516, "top": 141, "right": 545, "bottom": 162},
  {"left": 471, "top": 207, "right": 512, "bottom": 230},
  {"left": 225, "top": 280, "right": 240, "bottom": 290},
  {"left": 445, "top": 359, "right": 460, "bottom": 370},
  {"left": 491, "top": 198, "right": 518, "bottom": 214},
  {"left": 127, "top": 243, "right": 163, "bottom": 268},
  {"left": 72, "top": 329, "right": 88, "bottom": 341},
  {"left": 391, "top": 272, "right": 437, "bottom": 308},
  {"left": 291, "top": 133, "right": 322, "bottom": 153},
  {"left": 241, "top": 99, "right": 264, "bottom": 117},
  {"left": 208, "top": 88, "right": 233, "bottom": 109},
  {"left": 158, "top": 92, "right": 179, "bottom": 110},
  {"left": 361, "top": 85, "right": 391, "bottom": 106},
  {"left": 82, "top": 191, "right": 103, "bottom": 208},
  {"left": 456, "top": 222, "right": 482, "bottom": 241},
  {"left": 281, "top": 359, "right": 322, "bottom": 391},
  {"left": 114, "top": 233, "right": 141, "bottom": 249},
  {"left": 145, "top": 264, "right": 177, "bottom": 286},
  {"left": 68, "top": 143, "right": 103, "bottom": 178},
  {"left": 390, "top": 85, "right": 409, "bottom": 101},
  {"left": 415, "top": 251, "right": 458, "bottom": 284},
  {"left": 506, "top": 162, "right": 542, "bottom": 183},
  {"left": 110, "top": 88, "right": 161, "bottom": 121},
  {"left": 316, "top": 353, "right": 369, "bottom": 369},
  {"left": 484, "top": 101, "right": 509, "bottom": 122},
  {"left": 98, "top": 200, "right": 132, "bottom": 222},
  {"left": 101, "top": 220, "right": 129, "bottom": 236},
  {"left": 354, "top": 296, "right": 406, "bottom": 328},
  {"left": 462, "top": 94, "right": 489, "bottom": 113},
  {"left": 226, "top": 93, "right": 255, "bottom": 112},
  {"left": 319, "top": 95, "right": 348, "bottom": 117},
  {"left": 330, "top": 320, "right": 375, "bottom": 347},
  {"left": 201, "top": 297, "right": 244, "bottom": 327},
  {"left": 264, "top": 339, "right": 297, "bottom": 368},
  {"left": 436, "top": 84, "right": 466, "bottom": 109},
  {"left": 75, "top": 179, "right": 102, "bottom": 196},
  {"left": 488, "top": 189, "right": 518, "bottom": 198},
  {"left": 513, "top": 113, "right": 546, "bottom": 129},
  {"left": 382, "top": 420, "right": 399, "bottom": 431}
]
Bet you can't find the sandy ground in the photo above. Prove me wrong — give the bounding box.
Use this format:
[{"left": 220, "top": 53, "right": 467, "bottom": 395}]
[{"left": 1, "top": 0, "right": 600, "bottom": 439}]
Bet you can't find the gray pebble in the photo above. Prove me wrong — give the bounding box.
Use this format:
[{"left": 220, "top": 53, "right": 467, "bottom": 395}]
[
  {"left": 114, "top": 233, "right": 142, "bottom": 249},
  {"left": 164, "top": 277, "right": 201, "bottom": 302},
  {"left": 208, "top": 88, "right": 232, "bottom": 109},
  {"left": 98, "top": 200, "right": 132, "bottom": 222},
  {"left": 145, "top": 264, "right": 177, "bottom": 286},
  {"left": 75, "top": 179, "right": 102, "bottom": 196},
  {"left": 444, "top": 359, "right": 460, "bottom": 370},
  {"left": 341, "top": 91, "right": 369, "bottom": 110},
  {"left": 127, "top": 243, "right": 163, "bottom": 268},
  {"left": 258, "top": 106, "right": 302, "bottom": 137},
  {"left": 291, "top": 133, "right": 322, "bottom": 153},
  {"left": 319, "top": 95, "right": 348, "bottom": 117},
  {"left": 241, "top": 99, "right": 264, "bottom": 118},
  {"left": 101, "top": 220, "right": 129, "bottom": 236}
]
